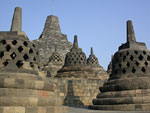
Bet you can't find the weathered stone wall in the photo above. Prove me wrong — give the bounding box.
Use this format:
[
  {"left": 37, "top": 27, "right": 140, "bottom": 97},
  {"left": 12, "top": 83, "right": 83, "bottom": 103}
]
[
  {"left": 33, "top": 15, "right": 72, "bottom": 66},
  {"left": 48, "top": 78, "right": 106, "bottom": 106}
]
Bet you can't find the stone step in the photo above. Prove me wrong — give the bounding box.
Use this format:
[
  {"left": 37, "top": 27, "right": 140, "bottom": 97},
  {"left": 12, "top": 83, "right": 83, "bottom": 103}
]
[
  {"left": 0, "top": 96, "right": 63, "bottom": 106},
  {"left": 93, "top": 96, "right": 150, "bottom": 105},
  {"left": 89, "top": 104, "right": 150, "bottom": 111},
  {"left": 0, "top": 78, "right": 56, "bottom": 91},
  {"left": 0, "top": 106, "right": 68, "bottom": 113},
  {"left": 97, "top": 89, "right": 150, "bottom": 98},
  {"left": 0, "top": 88, "right": 56, "bottom": 97}
]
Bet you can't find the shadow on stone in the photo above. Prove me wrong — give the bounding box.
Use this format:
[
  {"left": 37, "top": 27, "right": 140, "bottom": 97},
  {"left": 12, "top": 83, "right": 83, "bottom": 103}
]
[{"left": 64, "top": 80, "right": 84, "bottom": 106}]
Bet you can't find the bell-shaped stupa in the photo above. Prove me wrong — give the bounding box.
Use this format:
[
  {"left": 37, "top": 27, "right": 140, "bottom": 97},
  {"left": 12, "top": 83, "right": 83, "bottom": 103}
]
[{"left": 89, "top": 20, "right": 150, "bottom": 111}]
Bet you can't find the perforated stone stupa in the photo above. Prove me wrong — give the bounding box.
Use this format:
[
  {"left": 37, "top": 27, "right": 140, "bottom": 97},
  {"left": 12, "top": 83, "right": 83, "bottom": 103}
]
[
  {"left": 57, "top": 35, "right": 93, "bottom": 78},
  {"left": 0, "top": 7, "right": 67, "bottom": 113},
  {"left": 89, "top": 20, "right": 150, "bottom": 111},
  {"left": 43, "top": 46, "right": 63, "bottom": 77},
  {"left": 87, "top": 47, "right": 108, "bottom": 79}
]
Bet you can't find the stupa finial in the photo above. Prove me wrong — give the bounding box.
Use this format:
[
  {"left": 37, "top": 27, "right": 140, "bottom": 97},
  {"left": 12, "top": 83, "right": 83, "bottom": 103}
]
[
  {"left": 73, "top": 35, "right": 79, "bottom": 49},
  {"left": 10, "top": 7, "right": 22, "bottom": 32},
  {"left": 127, "top": 20, "right": 136, "bottom": 42},
  {"left": 91, "top": 47, "right": 94, "bottom": 55}
]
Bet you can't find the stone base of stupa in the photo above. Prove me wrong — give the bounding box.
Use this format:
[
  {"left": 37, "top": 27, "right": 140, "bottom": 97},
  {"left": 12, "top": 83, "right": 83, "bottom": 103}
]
[
  {"left": 0, "top": 75, "right": 68, "bottom": 113},
  {"left": 89, "top": 89, "right": 150, "bottom": 111}
]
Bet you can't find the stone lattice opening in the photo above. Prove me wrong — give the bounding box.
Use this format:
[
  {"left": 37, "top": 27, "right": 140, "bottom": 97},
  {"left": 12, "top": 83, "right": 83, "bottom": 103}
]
[
  {"left": 138, "top": 55, "right": 144, "bottom": 61},
  {"left": 30, "top": 62, "right": 34, "bottom": 67},
  {"left": 134, "top": 51, "right": 138, "bottom": 55},
  {"left": 3, "top": 60, "right": 8, "bottom": 66},
  {"left": 143, "top": 51, "right": 146, "bottom": 55},
  {"left": 0, "top": 51, "right": 4, "bottom": 59},
  {"left": 23, "top": 41, "right": 28, "bottom": 46},
  {"left": 123, "top": 56, "right": 126, "bottom": 61},
  {"left": 130, "top": 55, "right": 134, "bottom": 61},
  {"left": 6, "top": 45, "right": 11, "bottom": 51},
  {"left": 29, "top": 48, "right": 33, "bottom": 54},
  {"left": 32, "top": 44, "right": 35, "bottom": 47},
  {"left": 23, "top": 53, "right": 29, "bottom": 61},
  {"left": 122, "top": 69, "right": 126, "bottom": 74},
  {"left": 135, "top": 61, "right": 139, "bottom": 66},
  {"left": 33, "top": 57, "right": 36, "bottom": 61},
  {"left": 126, "top": 62, "right": 130, "bottom": 67},
  {"left": 132, "top": 68, "right": 136, "bottom": 73},
  {"left": 145, "top": 61, "right": 148, "bottom": 66},
  {"left": 126, "top": 51, "right": 129, "bottom": 56},
  {"left": 141, "top": 67, "right": 146, "bottom": 73},
  {"left": 18, "top": 46, "right": 23, "bottom": 53},
  {"left": 1, "top": 40, "right": 6, "bottom": 45},
  {"left": 16, "top": 60, "right": 23, "bottom": 68},
  {"left": 12, "top": 40, "right": 17, "bottom": 45},
  {"left": 119, "top": 63, "right": 122, "bottom": 68},
  {"left": 147, "top": 56, "right": 150, "bottom": 61},
  {"left": 10, "top": 52, "right": 17, "bottom": 59}
]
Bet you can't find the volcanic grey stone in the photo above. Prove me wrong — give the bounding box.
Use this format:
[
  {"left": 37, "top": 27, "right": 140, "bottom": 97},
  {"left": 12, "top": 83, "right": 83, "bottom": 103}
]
[
  {"left": 33, "top": 15, "right": 72, "bottom": 66},
  {"left": 10, "top": 7, "right": 22, "bottom": 32}
]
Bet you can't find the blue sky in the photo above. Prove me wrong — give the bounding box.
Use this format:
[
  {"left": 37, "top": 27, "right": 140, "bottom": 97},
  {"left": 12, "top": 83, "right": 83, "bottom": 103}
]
[{"left": 0, "top": 0, "right": 150, "bottom": 70}]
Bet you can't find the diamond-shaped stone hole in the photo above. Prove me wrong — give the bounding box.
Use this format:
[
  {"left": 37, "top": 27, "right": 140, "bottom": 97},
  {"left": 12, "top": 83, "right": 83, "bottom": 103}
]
[
  {"left": 123, "top": 56, "right": 126, "bottom": 61},
  {"left": 6, "top": 45, "right": 11, "bottom": 51},
  {"left": 0, "top": 51, "right": 4, "bottom": 59},
  {"left": 23, "top": 53, "right": 29, "bottom": 61},
  {"left": 32, "top": 44, "right": 36, "bottom": 47},
  {"left": 12, "top": 40, "right": 17, "bottom": 45},
  {"left": 132, "top": 68, "right": 136, "bottom": 73},
  {"left": 145, "top": 61, "right": 148, "bottom": 66},
  {"left": 147, "top": 56, "right": 150, "bottom": 61},
  {"left": 33, "top": 57, "right": 36, "bottom": 61},
  {"left": 16, "top": 60, "right": 23, "bottom": 68},
  {"left": 126, "top": 51, "right": 129, "bottom": 56},
  {"left": 30, "top": 62, "right": 34, "bottom": 67},
  {"left": 10, "top": 52, "right": 16, "bottom": 60},
  {"left": 115, "top": 70, "right": 118, "bottom": 74},
  {"left": 119, "top": 63, "right": 122, "bottom": 68},
  {"left": 29, "top": 48, "right": 33, "bottom": 54},
  {"left": 126, "top": 62, "right": 130, "bottom": 67},
  {"left": 3, "top": 60, "right": 8, "bottom": 66},
  {"left": 23, "top": 41, "right": 28, "bottom": 47},
  {"left": 36, "top": 52, "right": 38, "bottom": 55},
  {"left": 122, "top": 69, "right": 126, "bottom": 74},
  {"left": 130, "top": 55, "right": 134, "bottom": 61},
  {"left": 18, "top": 46, "right": 23, "bottom": 53},
  {"left": 134, "top": 51, "right": 138, "bottom": 55},
  {"left": 1, "top": 40, "right": 6, "bottom": 45},
  {"left": 141, "top": 67, "right": 146, "bottom": 73},
  {"left": 120, "top": 53, "right": 122, "bottom": 57},
  {"left": 138, "top": 55, "right": 143, "bottom": 61},
  {"left": 143, "top": 51, "right": 146, "bottom": 55},
  {"left": 74, "top": 61, "right": 76, "bottom": 64},
  {"left": 135, "top": 61, "right": 139, "bottom": 67}
]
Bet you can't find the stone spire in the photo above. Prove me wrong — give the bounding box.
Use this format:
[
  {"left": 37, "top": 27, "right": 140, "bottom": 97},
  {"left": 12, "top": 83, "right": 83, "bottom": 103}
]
[
  {"left": 73, "top": 35, "right": 79, "bottom": 49},
  {"left": 127, "top": 20, "right": 136, "bottom": 42},
  {"left": 91, "top": 47, "right": 93, "bottom": 55},
  {"left": 10, "top": 7, "right": 22, "bottom": 32},
  {"left": 42, "top": 15, "right": 61, "bottom": 36}
]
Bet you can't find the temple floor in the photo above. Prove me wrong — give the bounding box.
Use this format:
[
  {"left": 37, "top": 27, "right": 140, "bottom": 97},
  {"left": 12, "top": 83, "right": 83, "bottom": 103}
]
[{"left": 66, "top": 106, "right": 150, "bottom": 113}]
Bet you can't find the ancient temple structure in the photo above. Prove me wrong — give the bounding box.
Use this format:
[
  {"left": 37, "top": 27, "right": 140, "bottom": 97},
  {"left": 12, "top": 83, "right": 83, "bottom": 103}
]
[
  {"left": 55, "top": 36, "right": 108, "bottom": 106},
  {"left": 89, "top": 20, "right": 150, "bottom": 111},
  {"left": 43, "top": 46, "right": 63, "bottom": 77},
  {"left": 33, "top": 15, "right": 72, "bottom": 67},
  {"left": 87, "top": 47, "right": 108, "bottom": 80},
  {"left": 0, "top": 7, "right": 67, "bottom": 113}
]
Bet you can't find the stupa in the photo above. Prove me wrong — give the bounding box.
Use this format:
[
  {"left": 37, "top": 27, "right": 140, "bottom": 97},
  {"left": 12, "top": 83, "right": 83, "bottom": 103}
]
[
  {"left": 87, "top": 47, "right": 108, "bottom": 79},
  {"left": 89, "top": 20, "right": 150, "bottom": 111},
  {"left": 0, "top": 7, "right": 67, "bottom": 113}
]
